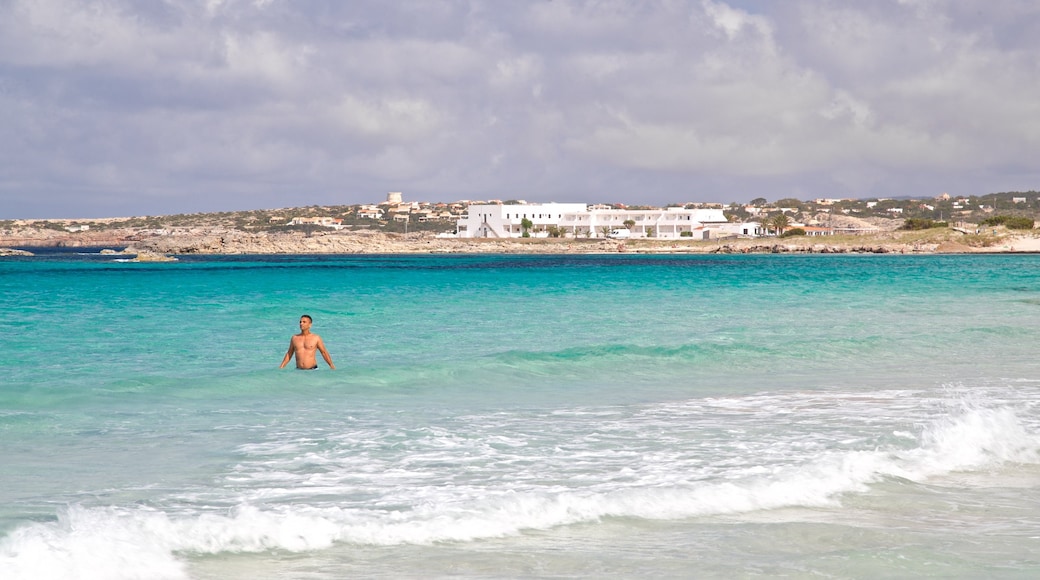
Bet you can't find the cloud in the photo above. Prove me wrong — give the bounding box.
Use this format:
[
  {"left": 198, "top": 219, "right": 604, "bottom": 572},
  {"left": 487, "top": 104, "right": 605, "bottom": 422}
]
[
  {"left": 703, "top": 0, "right": 775, "bottom": 40},
  {"left": 0, "top": 0, "right": 1038, "bottom": 218}
]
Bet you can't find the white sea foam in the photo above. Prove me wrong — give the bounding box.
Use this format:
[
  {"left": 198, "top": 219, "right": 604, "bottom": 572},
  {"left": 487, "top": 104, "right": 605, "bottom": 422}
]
[
  {"left": 0, "top": 506, "right": 188, "bottom": 580},
  {"left": 912, "top": 405, "right": 1040, "bottom": 473},
  {"left": 3, "top": 404, "right": 1037, "bottom": 580}
]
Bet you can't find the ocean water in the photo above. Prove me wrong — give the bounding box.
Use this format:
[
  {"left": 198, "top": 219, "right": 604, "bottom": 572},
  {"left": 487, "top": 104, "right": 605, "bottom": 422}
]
[{"left": 1, "top": 251, "right": 1039, "bottom": 579}]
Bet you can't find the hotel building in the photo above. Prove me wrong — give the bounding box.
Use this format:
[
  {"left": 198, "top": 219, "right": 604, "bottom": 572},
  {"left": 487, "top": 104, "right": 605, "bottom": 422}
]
[{"left": 455, "top": 203, "right": 732, "bottom": 239}]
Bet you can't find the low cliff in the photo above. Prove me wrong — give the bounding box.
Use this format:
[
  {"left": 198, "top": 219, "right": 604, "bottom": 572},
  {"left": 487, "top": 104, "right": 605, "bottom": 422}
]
[{"left": 4, "top": 223, "right": 1037, "bottom": 255}]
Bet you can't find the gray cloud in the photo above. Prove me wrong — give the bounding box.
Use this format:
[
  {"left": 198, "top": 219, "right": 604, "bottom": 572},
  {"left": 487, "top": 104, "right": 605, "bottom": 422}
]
[{"left": 1, "top": 0, "right": 1038, "bottom": 218}]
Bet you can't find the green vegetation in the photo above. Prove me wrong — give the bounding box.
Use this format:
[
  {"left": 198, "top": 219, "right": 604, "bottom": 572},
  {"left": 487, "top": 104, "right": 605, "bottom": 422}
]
[
  {"left": 29, "top": 221, "right": 67, "bottom": 231},
  {"left": 900, "top": 218, "right": 948, "bottom": 230},
  {"left": 774, "top": 198, "right": 806, "bottom": 210},
  {"left": 981, "top": 215, "right": 1035, "bottom": 230},
  {"left": 780, "top": 228, "right": 806, "bottom": 237},
  {"left": 767, "top": 213, "right": 791, "bottom": 235},
  {"left": 520, "top": 218, "right": 533, "bottom": 238}
]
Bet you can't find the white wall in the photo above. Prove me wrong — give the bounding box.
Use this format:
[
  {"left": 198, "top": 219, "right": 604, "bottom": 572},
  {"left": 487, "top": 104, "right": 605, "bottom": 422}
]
[{"left": 456, "top": 204, "right": 737, "bottom": 239}]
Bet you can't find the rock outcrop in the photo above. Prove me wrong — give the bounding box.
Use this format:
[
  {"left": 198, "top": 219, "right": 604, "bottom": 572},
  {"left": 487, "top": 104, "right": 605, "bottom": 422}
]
[
  {"left": 128, "top": 229, "right": 622, "bottom": 255},
  {"left": 0, "top": 247, "right": 34, "bottom": 256},
  {"left": 127, "top": 249, "right": 178, "bottom": 262}
]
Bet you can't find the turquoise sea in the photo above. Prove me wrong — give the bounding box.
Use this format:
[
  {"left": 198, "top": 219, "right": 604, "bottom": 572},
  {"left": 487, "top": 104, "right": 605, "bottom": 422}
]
[{"left": 2, "top": 251, "right": 1039, "bottom": 579}]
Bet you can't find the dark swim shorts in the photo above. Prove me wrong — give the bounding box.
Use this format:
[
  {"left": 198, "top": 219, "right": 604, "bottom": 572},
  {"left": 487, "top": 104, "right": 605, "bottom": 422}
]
[{"left": 297, "top": 366, "right": 318, "bottom": 370}]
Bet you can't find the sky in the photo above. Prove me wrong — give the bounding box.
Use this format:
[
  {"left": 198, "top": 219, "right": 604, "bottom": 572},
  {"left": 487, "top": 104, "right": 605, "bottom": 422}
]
[{"left": 1, "top": 0, "right": 1039, "bottom": 219}]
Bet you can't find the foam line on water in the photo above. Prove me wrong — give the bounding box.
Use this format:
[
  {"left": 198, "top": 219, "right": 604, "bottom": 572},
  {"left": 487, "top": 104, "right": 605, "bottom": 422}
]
[{"left": 3, "top": 404, "right": 1037, "bottom": 579}]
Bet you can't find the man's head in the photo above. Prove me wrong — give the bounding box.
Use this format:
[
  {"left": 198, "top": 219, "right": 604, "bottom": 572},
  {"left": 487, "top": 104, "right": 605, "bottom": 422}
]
[{"left": 299, "top": 315, "right": 313, "bottom": 330}]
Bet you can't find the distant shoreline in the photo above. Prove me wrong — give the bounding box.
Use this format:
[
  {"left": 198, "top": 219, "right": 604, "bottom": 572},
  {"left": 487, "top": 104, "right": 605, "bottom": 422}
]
[
  {"left": 6, "top": 228, "right": 1040, "bottom": 255},
  {"left": 4, "top": 225, "right": 1040, "bottom": 256}
]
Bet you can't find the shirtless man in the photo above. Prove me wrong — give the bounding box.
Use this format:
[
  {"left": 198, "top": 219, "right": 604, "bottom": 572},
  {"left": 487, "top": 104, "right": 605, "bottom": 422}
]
[{"left": 279, "top": 315, "right": 335, "bottom": 370}]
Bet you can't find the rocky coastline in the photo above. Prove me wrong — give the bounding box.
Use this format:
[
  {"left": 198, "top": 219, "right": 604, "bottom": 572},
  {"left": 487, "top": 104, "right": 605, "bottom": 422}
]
[
  {"left": 3, "top": 222, "right": 1040, "bottom": 257},
  {"left": 0, "top": 247, "right": 34, "bottom": 257}
]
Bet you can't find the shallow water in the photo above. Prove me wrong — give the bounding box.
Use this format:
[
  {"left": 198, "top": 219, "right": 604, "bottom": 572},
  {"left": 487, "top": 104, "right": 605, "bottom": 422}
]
[{"left": 1, "top": 252, "right": 1039, "bottom": 578}]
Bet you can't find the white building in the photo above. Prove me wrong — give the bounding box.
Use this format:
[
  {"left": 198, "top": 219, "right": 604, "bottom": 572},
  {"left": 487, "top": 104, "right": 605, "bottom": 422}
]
[
  {"left": 288, "top": 216, "right": 344, "bottom": 230},
  {"left": 356, "top": 205, "right": 383, "bottom": 219},
  {"left": 458, "top": 203, "right": 587, "bottom": 238},
  {"left": 715, "top": 221, "right": 765, "bottom": 237},
  {"left": 455, "top": 203, "right": 731, "bottom": 239}
]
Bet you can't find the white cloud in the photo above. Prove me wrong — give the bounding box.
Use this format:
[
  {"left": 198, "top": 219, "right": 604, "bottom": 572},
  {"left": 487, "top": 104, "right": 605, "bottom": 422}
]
[
  {"left": 331, "top": 94, "right": 444, "bottom": 140},
  {"left": 702, "top": 0, "right": 774, "bottom": 40},
  {"left": 490, "top": 54, "right": 542, "bottom": 89},
  {"left": 1, "top": 0, "right": 1039, "bottom": 217},
  {"left": 222, "top": 31, "right": 314, "bottom": 87}
]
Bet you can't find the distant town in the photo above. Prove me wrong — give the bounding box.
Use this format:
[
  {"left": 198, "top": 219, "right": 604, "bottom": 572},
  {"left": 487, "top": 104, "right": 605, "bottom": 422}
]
[
  {"left": 289, "top": 190, "right": 1040, "bottom": 239},
  {"left": 3, "top": 189, "right": 1038, "bottom": 241}
]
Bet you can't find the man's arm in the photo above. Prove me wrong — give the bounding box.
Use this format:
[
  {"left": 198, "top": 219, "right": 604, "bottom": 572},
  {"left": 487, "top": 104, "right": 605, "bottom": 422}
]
[
  {"left": 279, "top": 340, "right": 295, "bottom": 368},
  {"left": 316, "top": 337, "right": 335, "bottom": 370}
]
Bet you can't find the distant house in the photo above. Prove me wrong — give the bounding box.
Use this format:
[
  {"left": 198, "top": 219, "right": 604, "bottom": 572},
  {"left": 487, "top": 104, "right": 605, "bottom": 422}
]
[
  {"left": 387, "top": 202, "right": 420, "bottom": 213},
  {"left": 800, "top": 226, "right": 835, "bottom": 237},
  {"left": 288, "top": 217, "right": 344, "bottom": 230},
  {"left": 814, "top": 198, "right": 850, "bottom": 205},
  {"left": 64, "top": 225, "right": 90, "bottom": 232},
  {"left": 356, "top": 206, "right": 383, "bottom": 219},
  {"left": 716, "top": 221, "right": 765, "bottom": 237}
]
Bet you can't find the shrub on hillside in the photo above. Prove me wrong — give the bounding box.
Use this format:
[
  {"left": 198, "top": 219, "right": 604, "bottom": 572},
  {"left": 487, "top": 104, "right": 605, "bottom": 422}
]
[
  {"left": 981, "top": 215, "right": 1035, "bottom": 229},
  {"left": 901, "top": 218, "right": 947, "bottom": 230}
]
